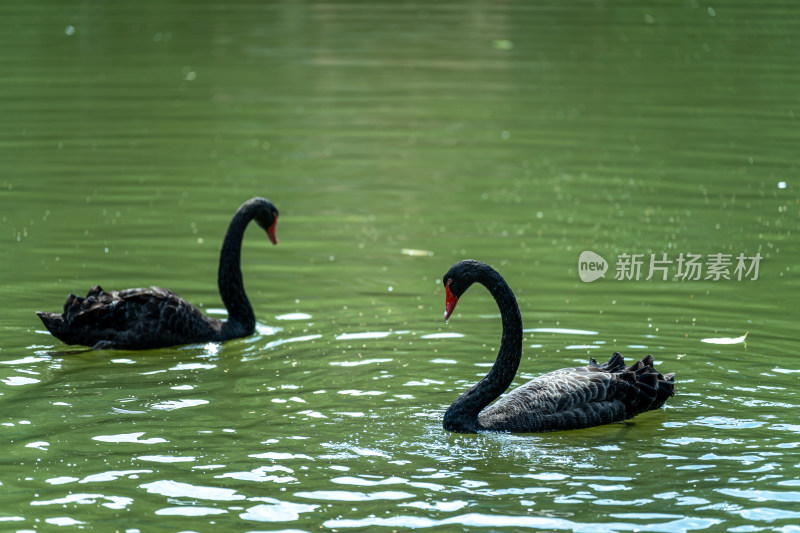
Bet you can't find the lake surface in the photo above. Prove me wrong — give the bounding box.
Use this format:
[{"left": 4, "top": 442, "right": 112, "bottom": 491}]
[{"left": 2, "top": 1, "right": 798, "bottom": 531}]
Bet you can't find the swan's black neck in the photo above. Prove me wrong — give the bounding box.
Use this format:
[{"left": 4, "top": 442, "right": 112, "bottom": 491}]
[
  {"left": 443, "top": 263, "right": 523, "bottom": 433},
  {"left": 218, "top": 201, "right": 259, "bottom": 339}
]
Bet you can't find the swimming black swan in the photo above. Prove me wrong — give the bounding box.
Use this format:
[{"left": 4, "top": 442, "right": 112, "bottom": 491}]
[
  {"left": 441, "top": 259, "right": 674, "bottom": 433},
  {"left": 36, "top": 197, "right": 279, "bottom": 350}
]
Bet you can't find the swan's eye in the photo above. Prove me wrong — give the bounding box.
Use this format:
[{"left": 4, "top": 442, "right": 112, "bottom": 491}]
[{"left": 446, "top": 278, "right": 452, "bottom": 287}]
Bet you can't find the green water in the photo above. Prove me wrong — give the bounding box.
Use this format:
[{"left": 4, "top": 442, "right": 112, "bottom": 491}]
[{"left": 2, "top": 1, "right": 798, "bottom": 531}]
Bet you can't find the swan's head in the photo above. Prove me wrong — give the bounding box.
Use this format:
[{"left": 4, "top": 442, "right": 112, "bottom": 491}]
[
  {"left": 253, "top": 198, "right": 279, "bottom": 245},
  {"left": 442, "top": 259, "right": 483, "bottom": 321}
]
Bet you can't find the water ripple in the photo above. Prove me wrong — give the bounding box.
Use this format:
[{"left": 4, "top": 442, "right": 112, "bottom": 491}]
[
  {"left": 150, "top": 399, "right": 209, "bottom": 410},
  {"left": 92, "top": 432, "right": 167, "bottom": 444},
  {"left": 249, "top": 452, "right": 313, "bottom": 461},
  {"left": 216, "top": 465, "right": 296, "bottom": 483},
  {"left": 264, "top": 334, "right": 323, "bottom": 350},
  {"left": 295, "top": 490, "right": 414, "bottom": 501},
  {"left": 336, "top": 331, "right": 393, "bottom": 340},
  {"left": 239, "top": 498, "right": 318, "bottom": 522},
  {"left": 735, "top": 506, "right": 800, "bottom": 522},
  {"left": 155, "top": 506, "right": 227, "bottom": 516},
  {"left": 523, "top": 328, "right": 598, "bottom": 335},
  {"left": 31, "top": 493, "right": 133, "bottom": 510},
  {"left": 1, "top": 376, "right": 40, "bottom": 386},
  {"left": 134, "top": 455, "right": 195, "bottom": 463},
  {"left": 421, "top": 333, "right": 464, "bottom": 339},
  {"left": 331, "top": 475, "right": 406, "bottom": 486},
  {"left": 80, "top": 470, "right": 151, "bottom": 483},
  {"left": 330, "top": 358, "right": 392, "bottom": 367},
  {"left": 140, "top": 480, "right": 246, "bottom": 501},
  {"left": 716, "top": 487, "right": 800, "bottom": 503},
  {"left": 275, "top": 312, "right": 312, "bottom": 321},
  {"left": 324, "top": 513, "right": 724, "bottom": 531}
]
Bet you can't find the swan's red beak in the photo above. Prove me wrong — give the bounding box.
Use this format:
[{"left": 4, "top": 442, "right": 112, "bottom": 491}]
[
  {"left": 444, "top": 282, "right": 458, "bottom": 322},
  {"left": 266, "top": 217, "right": 278, "bottom": 245}
]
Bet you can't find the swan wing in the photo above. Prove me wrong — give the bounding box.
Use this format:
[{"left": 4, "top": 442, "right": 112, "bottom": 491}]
[
  {"left": 42, "top": 285, "right": 217, "bottom": 349},
  {"left": 477, "top": 353, "right": 674, "bottom": 432}
]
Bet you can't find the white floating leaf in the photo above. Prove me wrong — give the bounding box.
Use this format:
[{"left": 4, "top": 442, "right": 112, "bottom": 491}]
[
  {"left": 701, "top": 332, "right": 748, "bottom": 345},
  {"left": 401, "top": 248, "right": 433, "bottom": 257}
]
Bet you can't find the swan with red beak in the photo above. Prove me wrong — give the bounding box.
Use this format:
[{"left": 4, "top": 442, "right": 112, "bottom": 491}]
[
  {"left": 37, "top": 197, "right": 280, "bottom": 350},
  {"left": 439, "top": 259, "right": 674, "bottom": 433}
]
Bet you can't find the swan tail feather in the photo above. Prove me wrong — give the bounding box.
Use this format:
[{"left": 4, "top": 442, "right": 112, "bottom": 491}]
[
  {"left": 598, "top": 352, "right": 626, "bottom": 372},
  {"left": 36, "top": 311, "right": 66, "bottom": 338},
  {"left": 618, "top": 354, "right": 675, "bottom": 416}
]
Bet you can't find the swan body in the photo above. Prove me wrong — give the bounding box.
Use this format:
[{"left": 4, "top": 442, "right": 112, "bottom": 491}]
[
  {"left": 36, "top": 197, "right": 278, "bottom": 350},
  {"left": 441, "top": 259, "right": 674, "bottom": 433}
]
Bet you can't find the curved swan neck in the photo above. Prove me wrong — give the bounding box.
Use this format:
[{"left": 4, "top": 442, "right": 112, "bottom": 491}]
[
  {"left": 218, "top": 201, "right": 258, "bottom": 337},
  {"left": 443, "top": 264, "right": 523, "bottom": 432}
]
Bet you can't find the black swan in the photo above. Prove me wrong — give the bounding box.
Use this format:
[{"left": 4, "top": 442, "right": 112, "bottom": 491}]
[
  {"left": 441, "top": 259, "right": 674, "bottom": 433},
  {"left": 36, "top": 197, "right": 279, "bottom": 350}
]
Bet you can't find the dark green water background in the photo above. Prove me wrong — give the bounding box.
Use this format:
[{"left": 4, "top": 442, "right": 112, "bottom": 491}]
[{"left": 1, "top": 1, "right": 798, "bottom": 531}]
